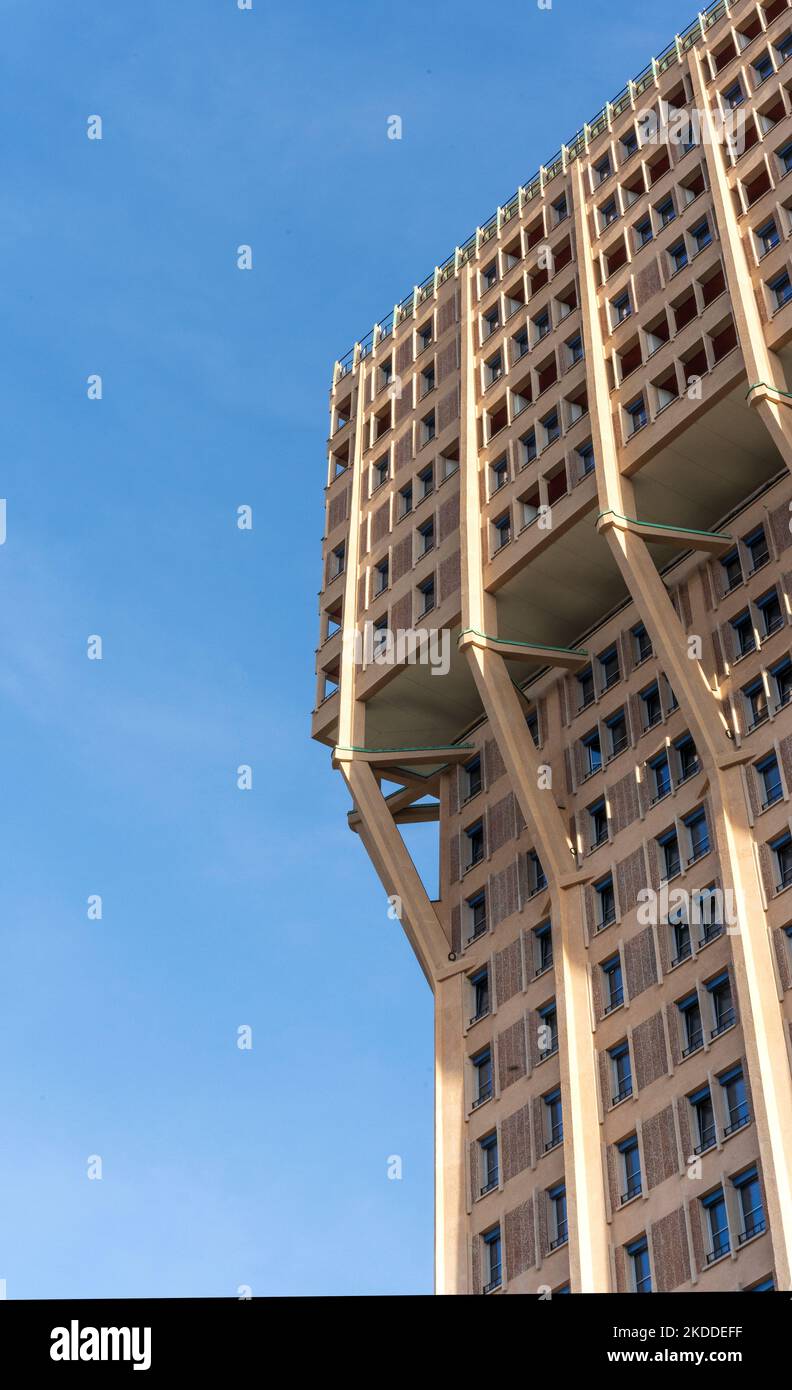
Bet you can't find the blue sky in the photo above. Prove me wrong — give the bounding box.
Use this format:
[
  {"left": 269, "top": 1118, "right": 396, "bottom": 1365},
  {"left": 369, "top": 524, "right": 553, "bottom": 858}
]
[{"left": 0, "top": 0, "right": 699, "bottom": 1297}]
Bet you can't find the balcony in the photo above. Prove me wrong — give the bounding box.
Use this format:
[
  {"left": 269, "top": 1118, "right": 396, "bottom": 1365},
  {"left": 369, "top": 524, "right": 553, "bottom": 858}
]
[
  {"left": 620, "top": 1179, "right": 642, "bottom": 1205},
  {"left": 694, "top": 1125, "right": 717, "bottom": 1155},
  {"left": 483, "top": 1266, "right": 502, "bottom": 1294},
  {"left": 612, "top": 1083, "right": 633, "bottom": 1105},
  {"left": 480, "top": 1168, "right": 499, "bottom": 1197},
  {"left": 682, "top": 1030, "right": 704, "bottom": 1058},
  {"left": 710, "top": 1008, "right": 736, "bottom": 1039},
  {"left": 724, "top": 1107, "right": 750, "bottom": 1138}
]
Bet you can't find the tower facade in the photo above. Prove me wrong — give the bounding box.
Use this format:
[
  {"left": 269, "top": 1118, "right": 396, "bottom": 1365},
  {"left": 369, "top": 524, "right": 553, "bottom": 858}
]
[{"left": 313, "top": 0, "right": 792, "bottom": 1294}]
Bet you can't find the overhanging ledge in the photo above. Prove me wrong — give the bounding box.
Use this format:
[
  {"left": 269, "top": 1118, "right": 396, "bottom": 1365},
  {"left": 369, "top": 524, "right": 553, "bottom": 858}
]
[
  {"left": 596, "top": 509, "right": 733, "bottom": 555},
  {"left": 458, "top": 628, "right": 589, "bottom": 672}
]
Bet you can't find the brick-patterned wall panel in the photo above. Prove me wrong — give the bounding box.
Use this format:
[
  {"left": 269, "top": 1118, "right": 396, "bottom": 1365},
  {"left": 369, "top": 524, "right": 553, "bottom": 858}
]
[
  {"left": 391, "top": 534, "right": 412, "bottom": 584},
  {"left": 449, "top": 834, "right": 460, "bottom": 885},
  {"left": 616, "top": 846, "right": 646, "bottom": 915},
  {"left": 437, "top": 387, "right": 460, "bottom": 433},
  {"left": 357, "top": 574, "right": 366, "bottom": 614},
  {"left": 394, "top": 429, "right": 413, "bottom": 472},
  {"left": 471, "top": 1235, "right": 481, "bottom": 1295},
  {"left": 642, "top": 1104, "right": 678, "bottom": 1190},
  {"left": 645, "top": 837, "right": 661, "bottom": 891},
  {"left": 390, "top": 592, "right": 412, "bottom": 634},
  {"left": 497, "top": 1017, "right": 527, "bottom": 1092},
  {"left": 469, "top": 1140, "right": 479, "bottom": 1206},
  {"left": 598, "top": 1049, "right": 611, "bottom": 1110},
  {"left": 779, "top": 734, "right": 792, "bottom": 794},
  {"left": 676, "top": 1096, "right": 692, "bottom": 1164},
  {"left": 606, "top": 1141, "right": 619, "bottom": 1211},
  {"left": 537, "top": 1190, "right": 549, "bottom": 1259},
  {"left": 614, "top": 1243, "right": 627, "bottom": 1293},
  {"left": 489, "top": 792, "right": 517, "bottom": 854},
  {"left": 395, "top": 337, "right": 412, "bottom": 374},
  {"left": 504, "top": 1198, "right": 535, "bottom": 1280},
  {"left": 439, "top": 549, "right": 461, "bottom": 602},
  {"left": 774, "top": 929, "right": 791, "bottom": 989},
  {"left": 437, "top": 289, "right": 459, "bottom": 336},
  {"left": 490, "top": 861, "right": 519, "bottom": 929},
  {"left": 632, "top": 1011, "right": 668, "bottom": 1092},
  {"left": 624, "top": 926, "right": 658, "bottom": 1000},
  {"left": 769, "top": 499, "right": 792, "bottom": 556},
  {"left": 437, "top": 335, "right": 459, "bottom": 383},
  {"left": 651, "top": 1206, "right": 691, "bottom": 1292},
  {"left": 451, "top": 904, "right": 461, "bottom": 955},
  {"left": 327, "top": 485, "right": 350, "bottom": 532},
  {"left": 758, "top": 839, "right": 776, "bottom": 900},
  {"left": 495, "top": 936, "right": 523, "bottom": 1006},
  {"left": 484, "top": 738, "right": 506, "bottom": 787},
  {"left": 502, "top": 1102, "right": 532, "bottom": 1182},
  {"left": 372, "top": 500, "right": 390, "bottom": 544},
  {"left": 395, "top": 385, "right": 412, "bottom": 425},
  {"left": 591, "top": 963, "right": 603, "bottom": 1023},
  {"left": 527, "top": 1009, "right": 541, "bottom": 1068},
  {"left": 687, "top": 1199, "right": 705, "bottom": 1275},
  {"left": 635, "top": 257, "right": 662, "bottom": 308},
  {"left": 609, "top": 770, "right": 640, "bottom": 834},
  {"left": 359, "top": 519, "right": 369, "bottom": 558},
  {"left": 666, "top": 1002, "right": 682, "bottom": 1067},
  {"left": 438, "top": 490, "right": 460, "bottom": 542}
]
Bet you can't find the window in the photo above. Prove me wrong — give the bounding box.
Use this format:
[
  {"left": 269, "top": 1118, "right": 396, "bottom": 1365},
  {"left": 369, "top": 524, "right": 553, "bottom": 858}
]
[
  {"left": 609, "top": 1041, "right": 632, "bottom": 1104},
  {"left": 479, "top": 1133, "right": 499, "bottom": 1196},
  {"left": 734, "top": 1167, "right": 766, "bottom": 1244},
  {"left": 723, "top": 81, "right": 744, "bottom": 109},
  {"left": 464, "top": 755, "right": 481, "bottom": 800},
  {"left": 685, "top": 808, "right": 710, "bottom": 864},
  {"left": 374, "top": 557, "right": 389, "bottom": 595},
  {"left": 330, "top": 542, "right": 345, "bottom": 578},
  {"left": 482, "top": 1226, "right": 502, "bottom": 1292},
  {"left": 720, "top": 546, "right": 742, "bottom": 591},
  {"left": 744, "top": 524, "right": 769, "bottom": 572},
  {"left": 372, "top": 455, "right": 389, "bottom": 492},
  {"left": 418, "top": 463, "right": 434, "bottom": 498},
  {"left": 521, "top": 430, "right": 537, "bottom": 465},
  {"left": 553, "top": 194, "right": 568, "bottom": 223},
  {"left": 599, "top": 645, "right": 620, "bottom": 691},
  {"left": 626, "top": 395, "right": 647, "bottom": 434},
  {"left": 491, "top": 457, "right": 508, "bottom": 492},
  {"left": 720, "top": 1064, "right": 750, "bottom": 1136},
  {"left": 771, "top": 831, "right": 792, "bottom": 890},
  {"left": 528, "top": 851, "right": 547, "bottom": 896},
  {"left": 578, "top": 440, "right": 595, "bottom": 475},
  {"left": 659, "top": 827, "right": 681, "bottom": 881},
  {"left": 672, "top": 728, "right": 697, "bottom": 783},
  {"left": 635, "top": 216, "right": 653, "bottom": 248},
  {"left": 670, "top": 900, "right": 692, "bottom": 966},
  {"left": 754, "top": 50, "right": 774, "bottom": 83},
  {"left": 703, "top": 1187, "right": 731, "bottom": 1263},
  {"left": 567, "top": 332, "right": 584, "bottom": 364},
  {"left": 769, "top": 270, "right": 792, "bottom": 310},
  {"left": 464, "top": 820, "right": 484, "bottom": 870},
  {"left": 513, "top": 325, "right": 529, "bottom": 358},
  {"left": 621, "top": 127, "right": 638, "bottom": 158},
  {"left": 649, "top": 751, "right": 671, "bottom": 802},
  {"left": 534, "top": 921, "right": 553, "bottom": 975},
  {"left": 606, "top": 709, "right": 628, "bottom": 758},
  {"left": 399, "top": 483, "right": 413, "bottom": 517},
  {"left": 641, "top": 681, "right": 662, "bottom": 730},
  {"left": 691, "top": 1084, "right": 716, "bottom": 1154},
  {"left": 746, "top": 1277, "right": 775, "bottom": 1292},
  {"left": 485, "top": 352, "right": 502, "bottom": 387},
  {"left": 756, "top": 218, "right": 780, "bottom": 256},
  {"left": 669, "top": 239, "right": 688, "bottom": 274},
  {"left": 414, "top": 578, "right": 430, "bottom": 617},
  {"left": 779, "top": 140, "right": 792, "bottom": 174},
  {"left": 778, "top": 32, "right": 792, "bottom": 64},
  {"left": 707, "top": 970, "right": 735, "bottom": 1038},
  {"left": 467, "top": 890, "right": 487, "bottom": 943},
  {"left": 594, "top": 155, "right": 611, "bottom": 185},
  {"left": 420, "top": 364, "right": 435, "bottom": 397},
  {"left": 691, "top": 218, "right": 712, "bottom": 253},
  {"left": 582, "top": 729, "right": 602, "bottom": 776},
  {"left": 483, "top": 306, "right": 500, "bottom": 339},
  {"left": 771, "top": 658, "right": 792, "bottom": 709},
  {"left": 633, "top": 623, "right": 652, "bottom": 663},
  {"left": 757, "top": 587, "right": 783, "bottom": 636},
  {"left": 657, "top": 196, "right": 676, "bottom": 227},
  {"left": 481, "top": 259, "right": 498, "bottom": 291},
  {"left": 542, "top": 410, "right": 560, "bottom": 445},
  {"left": 493, "top": 512, "right": 511, "bottom": 552},
  {"left": 526, "top": 710, "right": 540, "bottom": 748},
  {"left": 379, "top": 358, "right": 393, "bottom": 390},
  {"left": 472, "top": 1048, "right": 493, "bottom": 1108},
  {"left": 544, "top": 1088, "right": 563, "bottom": 1151},
  {"left": 589, "top": 797, "right": 608, "bottom": 849},
  {"left": 619, "top": 1136, "right": 642, "bottom": 1203},
  {"left": 534, "top": 310, "right": 550, "bottom": 341},
  {"left": 757, "top": 753, "right": 783, "bottom": 809},
  {"left": 602, "top": 954, "right": 624, "bottom": 1013},
  {"left": 627, "top": 1237, "right": 651, "bottom": 1293},
  {"left": 469, "top": 967, "right": 489, "bottom": 1025},
  {"left": 612, "top": 290, "right": 632, "bottom": 324},
  {"left": 678, "top": 990, "right": 703, "bottom": 1057},
  {"left": 743, "top": 677, "right": 768, "bottom": 730},
  {"left": 421, "top": 410, "right": 436, "bottom": 445},
  {"left": 417, "top": 518, "right": 434, "bottom": 556},
  {"left": 538, "top": 1001, "right": 558, "bottom": 1059},
  {"left": 595, "top": 874, "right": 616, "bottom": 929},
  {"left": 417, "top": 320, "right": 433, "bottom": 351},
  {"left": 578, "top": 665, "right": 595, "bottom": 710},
  {"left": 601, "top": 197, "right": 618, "bottom": 228},
  {"left": 731, "top": 610, "right": 755, "bottom": 657},
  {"left": 549, "top": 1184, "right": 568, "bottom": 1249}
]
